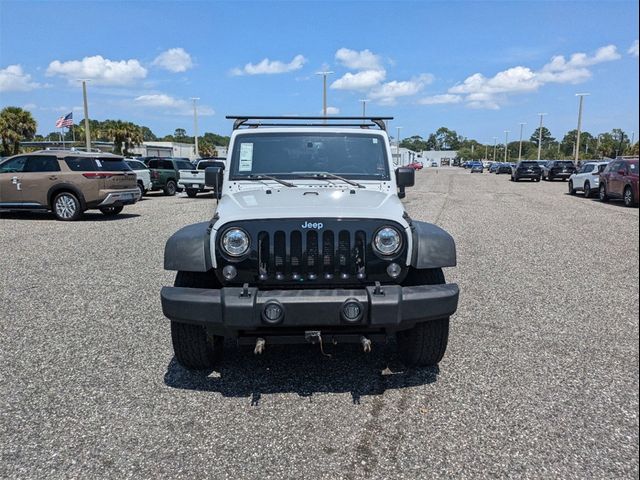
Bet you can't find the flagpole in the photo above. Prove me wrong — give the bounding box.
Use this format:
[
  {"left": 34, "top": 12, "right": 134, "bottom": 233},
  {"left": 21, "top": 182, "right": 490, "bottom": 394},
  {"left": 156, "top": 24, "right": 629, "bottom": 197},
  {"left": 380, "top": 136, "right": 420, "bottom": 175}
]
[
  {"left": 61, "top": 127, "right": 65, "bottom": 149},
  {"left": 71, "top": 124, "right": 75, "bottom": 144}
]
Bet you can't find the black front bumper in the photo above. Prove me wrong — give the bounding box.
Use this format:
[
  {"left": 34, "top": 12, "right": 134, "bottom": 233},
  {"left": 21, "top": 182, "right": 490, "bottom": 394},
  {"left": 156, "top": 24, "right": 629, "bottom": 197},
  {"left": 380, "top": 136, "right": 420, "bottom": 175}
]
[{"left": 161, "top": 283, "right": 459, "bottom": 334}]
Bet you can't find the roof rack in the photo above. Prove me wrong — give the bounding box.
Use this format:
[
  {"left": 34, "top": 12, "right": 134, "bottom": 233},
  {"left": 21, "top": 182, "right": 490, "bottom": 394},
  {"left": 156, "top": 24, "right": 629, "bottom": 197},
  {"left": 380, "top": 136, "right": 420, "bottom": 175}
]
[{"left": 226, "top": 116, "right": 393, "bottom": 131}]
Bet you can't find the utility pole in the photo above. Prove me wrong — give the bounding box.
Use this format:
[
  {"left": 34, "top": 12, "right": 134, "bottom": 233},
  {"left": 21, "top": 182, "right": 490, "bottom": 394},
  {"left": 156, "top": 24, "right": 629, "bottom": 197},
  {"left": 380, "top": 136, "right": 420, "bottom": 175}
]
[
  {"left": 493, "top": 137, "right": 498, "bottom": 161},
  {"left": 518, "top": 122, "right": 526, "bottom": 161},
  {"left": 81, "top": 80, "right": 91, "bottom": 152},
  {"left": 574, "top": 93, "right": 589, "bottom": 165},
  {"left": 537, "top": 113, "right": 547, "bottom": 161},
  {"left": 504, "top": 130, "right": 510, "bottom": 162},
  {"left": 484, "top": 144, "right": 488, "bottom": 161},
  {"left": 396, "top": 126, "right": 403, "bottom": 157},
  {"left": 316, "top": 71, "right": 334, "bottom": 117},
  {"left": 191, "top": 97, "right": 200, "bottom": 158}
]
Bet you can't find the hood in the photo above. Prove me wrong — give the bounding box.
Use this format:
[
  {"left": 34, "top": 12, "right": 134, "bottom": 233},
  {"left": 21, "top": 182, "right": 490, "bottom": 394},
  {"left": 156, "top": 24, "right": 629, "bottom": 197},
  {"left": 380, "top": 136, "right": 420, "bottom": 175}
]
[{"left": 215, "top": 187, "right": 406, "bottom": 225}]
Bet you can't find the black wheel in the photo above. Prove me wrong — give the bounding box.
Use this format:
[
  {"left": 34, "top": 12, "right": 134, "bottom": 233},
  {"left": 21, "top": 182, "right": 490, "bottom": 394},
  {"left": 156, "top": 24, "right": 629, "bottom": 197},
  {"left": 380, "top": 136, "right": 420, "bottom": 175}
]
[
  {"left": 186, "top": 188, "right": 198, "bottom": 198},
  {"left": 599, "top": 184, "right": 609, "bottom": 202},
  {"left": 137, "top": 182, "right": 145, "bottom": 197},
  {"left": 623, "top": 186, "right": 634, "bottom": 207},
  {"left": 398, "top": 268, "right": 450, "bottom": 367},
  {"left": 583, "top": 181, "right": 591, "bottom": 198},
  {"left": 99, "top": 205, "right": 124, "bottom": 216},
  {"left": 568, "top": 181, "right": 576, "bottom": 195},
  {"left": 52, "top": 191, "right": 82, "bottom": 221},
  {"left": 548, "top": 175, "right": 554, "bottom": 181},
  {"left": 171, "top": 271, "right": 223, "bottom": 369},
  {"left": 164, "top": 180, "right": 177, "bottom": 196}
]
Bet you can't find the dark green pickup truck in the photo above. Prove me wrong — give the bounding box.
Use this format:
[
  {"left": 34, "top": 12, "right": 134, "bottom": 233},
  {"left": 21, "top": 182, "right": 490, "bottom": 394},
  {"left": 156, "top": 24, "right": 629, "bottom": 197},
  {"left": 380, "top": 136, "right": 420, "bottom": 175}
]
[{"left": 148, "top": 158, "right": 194, "bottom": 196}]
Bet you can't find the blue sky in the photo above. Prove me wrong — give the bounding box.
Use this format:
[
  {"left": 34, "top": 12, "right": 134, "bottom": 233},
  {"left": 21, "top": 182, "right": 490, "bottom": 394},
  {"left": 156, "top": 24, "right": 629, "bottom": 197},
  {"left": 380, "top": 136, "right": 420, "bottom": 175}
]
[{"left": 1, "top": 0, "right": 638, "bottom": 143}]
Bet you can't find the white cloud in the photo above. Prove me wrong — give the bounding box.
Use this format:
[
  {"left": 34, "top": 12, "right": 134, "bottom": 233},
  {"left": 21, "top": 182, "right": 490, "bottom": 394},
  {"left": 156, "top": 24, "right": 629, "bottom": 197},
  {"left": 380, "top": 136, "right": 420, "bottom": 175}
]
[
  {"left": 322, "top": 107, "right": 340, "bottom": 115},
  {"left": 430, "top": 44, "right": 622, "bottom": 109},
  {"left": 369, "top": 74, "right": 433, "bottom": 105},
  {"left": 133, "top": 93, "right": 214, "bottom": 116},
  {"left": 22, "top": 103, "right": 37, "bottom": 110},
  {"left": 152, "top": 48, "right": 193, "bottom": 72},
  {"left": 418, "top": 94, "right": 462, "bottom": 105},
  {"left": 231, "top": 54, "right": 306, "bottom": 75},
  {"left": 0, "top": 65, "right": 41, "bottom": 92},
  {"left": 331, "top": 69, "right": 386, "bottom": 90},
  {"left": 629, "top": 40, "right": 639, "bottom": 58},
  {"left": 335, "top": 48, "right": 382, "bottom": 70},
  {"left": 46, "top": 55, "right": 147, "bottom": 85}
]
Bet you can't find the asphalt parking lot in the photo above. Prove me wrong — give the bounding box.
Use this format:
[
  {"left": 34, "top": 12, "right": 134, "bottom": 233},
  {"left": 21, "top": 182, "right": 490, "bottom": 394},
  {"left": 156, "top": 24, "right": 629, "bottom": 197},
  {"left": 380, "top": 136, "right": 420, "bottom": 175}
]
[{"left": 1, "top": 168, "right": 638, "bottom": 479}]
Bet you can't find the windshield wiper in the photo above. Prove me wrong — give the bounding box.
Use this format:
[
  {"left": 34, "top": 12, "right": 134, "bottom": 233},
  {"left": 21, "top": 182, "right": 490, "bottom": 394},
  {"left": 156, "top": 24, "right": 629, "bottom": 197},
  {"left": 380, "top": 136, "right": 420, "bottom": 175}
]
[
  {"left": 245, "top": 174, "right": 296, "bottom": 188},
  {"left": 292, "top": 171, "right": 365, "bottom": 188}
]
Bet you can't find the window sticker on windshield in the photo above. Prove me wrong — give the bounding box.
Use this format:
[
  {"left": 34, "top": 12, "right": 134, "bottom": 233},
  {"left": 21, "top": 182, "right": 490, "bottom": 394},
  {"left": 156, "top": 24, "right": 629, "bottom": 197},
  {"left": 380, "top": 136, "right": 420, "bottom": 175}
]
[
  {"left": 239, "top": 143, "right": 254, "bottom": 171},
  {"left": 372, "top": 138, "right": 378, "bottom": 144},
  {"left": 95, "top": 159, "right": 102, "bottom": 168}
]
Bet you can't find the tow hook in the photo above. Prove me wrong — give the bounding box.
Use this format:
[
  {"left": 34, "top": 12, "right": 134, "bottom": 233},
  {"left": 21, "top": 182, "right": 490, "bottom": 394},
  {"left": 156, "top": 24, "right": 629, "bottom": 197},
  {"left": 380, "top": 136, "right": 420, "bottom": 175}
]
[
  {"left": 254, "top": 337, "right": 266, "bottom": 355},
  {"left": 360, "top": 336, "right": 372, "bottom": 353},
  {"left": 305, "top": 330, "right": 332, "bottom": 358}
]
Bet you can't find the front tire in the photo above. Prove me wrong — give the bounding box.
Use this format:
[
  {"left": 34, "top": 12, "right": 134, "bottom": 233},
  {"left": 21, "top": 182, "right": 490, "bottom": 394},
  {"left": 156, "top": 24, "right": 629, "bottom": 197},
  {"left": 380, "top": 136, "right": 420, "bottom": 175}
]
[
  {"left": 583, "top": 181, "right": 591, "bottom": 198},
  {"left": 398, "top": 268, "right": 450, "bottom": 367},
  {"left": 186, "top": 188, "right": 198, "bottom": 198},
  {"left": 568, "top": 181, "right": 576, "bottom": 195},
  {"left": 137, "top": 182, "right": 145, "bottom": 198},
  {"left": 599, "top": 184, "right": 609, "bottom": 202},
  {"left": 171, "top": 271, "right": 223, "bottom": 369}
]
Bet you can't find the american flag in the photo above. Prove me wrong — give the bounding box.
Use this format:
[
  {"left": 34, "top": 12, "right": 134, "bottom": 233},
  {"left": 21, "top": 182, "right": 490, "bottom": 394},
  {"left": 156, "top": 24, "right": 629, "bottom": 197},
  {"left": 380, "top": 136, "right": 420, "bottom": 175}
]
[{"left": 55, "top": 112, "right": 73, "bottom": 128}]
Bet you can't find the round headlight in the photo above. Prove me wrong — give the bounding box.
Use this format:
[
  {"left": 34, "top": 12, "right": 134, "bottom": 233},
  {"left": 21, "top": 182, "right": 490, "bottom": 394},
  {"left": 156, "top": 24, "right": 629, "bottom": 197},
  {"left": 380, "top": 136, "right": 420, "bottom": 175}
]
[
  {"left": 222, "top": 228, "right": 250, "bottom": 257},
  {"left": 373, "top": 227, "right": 401, "bottom": 256}
]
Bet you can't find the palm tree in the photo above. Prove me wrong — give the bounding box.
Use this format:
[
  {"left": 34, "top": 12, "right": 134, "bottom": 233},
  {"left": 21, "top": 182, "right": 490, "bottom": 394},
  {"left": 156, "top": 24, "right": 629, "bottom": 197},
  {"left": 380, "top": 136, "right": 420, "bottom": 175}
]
[{"left": 0, "top": 106, "right": 37, "bottom": 156}]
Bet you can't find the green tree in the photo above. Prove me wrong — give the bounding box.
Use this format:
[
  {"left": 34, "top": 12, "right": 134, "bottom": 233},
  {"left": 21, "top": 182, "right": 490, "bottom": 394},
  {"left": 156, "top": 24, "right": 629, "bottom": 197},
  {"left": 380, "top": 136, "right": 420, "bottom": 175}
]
[
  {"left": 400, "top": 135, "right": 429, "bottom": 152},
  {"left": 561, "top": 130, "right": 594, "bottom": 158},
  {"left": 174, "top": 128, "right": 187, "bottom": 140},
  {"left": 0, "top": 106, "right": 37, "bottom": 155},
  {"left": 435, "top": 127, "right": 462, "bottom": 150},
  {"left": 529, "top": 127, "right": 555, "bottom": 149}
]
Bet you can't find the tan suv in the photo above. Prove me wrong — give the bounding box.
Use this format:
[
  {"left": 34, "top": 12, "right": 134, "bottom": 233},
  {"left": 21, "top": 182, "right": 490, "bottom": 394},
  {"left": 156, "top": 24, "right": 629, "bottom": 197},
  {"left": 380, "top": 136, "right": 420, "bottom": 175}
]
[{"left": 0, "top": 150, "right": 140, "bottom": 221}]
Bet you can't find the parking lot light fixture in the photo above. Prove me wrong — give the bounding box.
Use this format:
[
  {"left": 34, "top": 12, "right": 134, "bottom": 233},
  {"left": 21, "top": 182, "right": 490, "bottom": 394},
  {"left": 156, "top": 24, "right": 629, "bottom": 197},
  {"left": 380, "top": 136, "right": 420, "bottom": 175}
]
[
  {"left": 574, "top": 93, "right": 590, "bottom": 165},
  {"left": 359, "top": 99, "right": 368, "bottom": 117},
  {"left": 191, "top": 97, "right": 200, "bottom": 158},
  {"left": 504, "top": 130, "right": 510, "bottom": 162},
  {"left": 315, "top": 71, "right": 334, "bottom": 117},
  {"left": 493, "top": 137, "right": 498, "bottom": 161},
  {"left": 81, "top": 79, "right": 91, "bottom": 152},
  {"left": 518, "top": 122, "right": 526, "bottom": 161},
  {"left": 396, "top": 126, "right": 403, "bottom": 157},
  {"left": 537, "top": 113, "right": 547, "bottom": 161}
]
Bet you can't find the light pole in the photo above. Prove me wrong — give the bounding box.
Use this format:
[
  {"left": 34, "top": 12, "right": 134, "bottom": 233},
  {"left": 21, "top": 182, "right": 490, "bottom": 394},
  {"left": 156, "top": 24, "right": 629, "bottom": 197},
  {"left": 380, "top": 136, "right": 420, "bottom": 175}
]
[
  {"left": 504, "top": 130, "right": 510, "bottom": 162},
  {"left": 315, "top": 71, "right": 334, "bottom": 116},
  {"left": 396, "top": 126, "right": 403, "bottom": 157},
  {"left": 537, "top": 113, "right": 547, "bottom": 161},
  {"left": 359, "top": 99, "right": 368, "bottom": 117},
  {"left": 493, "top": 137, "right": 498, "bottom": 161},
  {"left": 191, "top": 97, "right": 200, "bottom": 158},
  {"left": 574, "top": 93, "right": 589, "bottom": 165},
  {"left": 81, "top": 80, "right": 91, "bottom": 152},
  {"left": 518, "top": 122, "right": 526, "bottom": 161},
  {"left": 484, "top": 144, "right": 488, "bottom": 161}
]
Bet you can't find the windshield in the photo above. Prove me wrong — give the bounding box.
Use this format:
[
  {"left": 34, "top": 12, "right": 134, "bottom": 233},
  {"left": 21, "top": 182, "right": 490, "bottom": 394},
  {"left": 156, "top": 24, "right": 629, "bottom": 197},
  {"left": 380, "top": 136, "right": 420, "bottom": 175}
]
[
  {"left": 229, "top": 132, "right": 390, "bottom": 180},
  {"left": 519, "top": 161, "right": 539, "bottom": 167},
  {"left": 126, "top": 161, "right": 147, "bottom": 170},
  {"left": 557, "top": 161, "right": 574, "bottom": 167},
  {"left": 198, "top": 161, "right": 224, "bottom": 170}
]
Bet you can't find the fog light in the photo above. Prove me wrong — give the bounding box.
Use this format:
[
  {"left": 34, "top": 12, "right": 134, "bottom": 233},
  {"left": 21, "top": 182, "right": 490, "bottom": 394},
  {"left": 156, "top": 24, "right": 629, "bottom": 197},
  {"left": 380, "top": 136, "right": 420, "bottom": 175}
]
[
  {"left": 222, "top": 265, "right": 237, "bottom": 280},
  {"left": 386, "top": 262, "right": 401, "bottom": 278},
  {"left": 341, "top": 299, "right": 363, "bottom": 323},
  {"left": 262, "top": 301, "right": 284, "bottom": 324}
]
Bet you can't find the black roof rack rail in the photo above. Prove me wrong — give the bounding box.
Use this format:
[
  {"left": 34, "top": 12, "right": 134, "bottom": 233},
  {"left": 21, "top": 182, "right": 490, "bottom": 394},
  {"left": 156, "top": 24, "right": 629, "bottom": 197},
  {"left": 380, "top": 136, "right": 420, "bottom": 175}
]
[{"left": 226, "top": 116, "right": 393, "bottom": 131}]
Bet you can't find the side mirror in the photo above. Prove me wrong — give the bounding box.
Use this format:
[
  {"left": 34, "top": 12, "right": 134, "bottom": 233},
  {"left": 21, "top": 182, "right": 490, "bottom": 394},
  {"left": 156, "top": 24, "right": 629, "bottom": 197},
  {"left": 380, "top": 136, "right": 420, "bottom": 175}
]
[
  {"left": 395, "top": 167, "right": 415, "bottom": 199},
  {"left": 204, "top": 166, "right": 224, "bottom": 198},
  {"left": 617, "top": 169, "right": 626, "bottom": 175}
]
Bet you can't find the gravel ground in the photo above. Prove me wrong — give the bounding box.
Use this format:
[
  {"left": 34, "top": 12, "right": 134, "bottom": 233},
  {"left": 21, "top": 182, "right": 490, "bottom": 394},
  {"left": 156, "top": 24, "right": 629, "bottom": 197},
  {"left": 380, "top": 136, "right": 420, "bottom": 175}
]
[{"left": 1, "top": 168, "right": 638, "bottom": 479}]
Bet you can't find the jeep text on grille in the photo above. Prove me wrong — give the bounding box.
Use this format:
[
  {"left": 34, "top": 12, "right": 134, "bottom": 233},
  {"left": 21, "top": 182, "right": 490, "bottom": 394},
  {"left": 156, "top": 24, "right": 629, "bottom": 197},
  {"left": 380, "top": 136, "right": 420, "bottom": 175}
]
[{"left": 161, "top": 116, "right": 459, "bottom": 369}]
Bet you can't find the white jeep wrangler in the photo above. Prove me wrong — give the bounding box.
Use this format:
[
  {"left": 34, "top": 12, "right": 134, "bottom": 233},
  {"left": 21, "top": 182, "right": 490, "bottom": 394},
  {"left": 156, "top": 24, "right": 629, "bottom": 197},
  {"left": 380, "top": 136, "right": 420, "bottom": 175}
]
[{"left": 161, "top": 116, "right": 459, "bottom": 369}]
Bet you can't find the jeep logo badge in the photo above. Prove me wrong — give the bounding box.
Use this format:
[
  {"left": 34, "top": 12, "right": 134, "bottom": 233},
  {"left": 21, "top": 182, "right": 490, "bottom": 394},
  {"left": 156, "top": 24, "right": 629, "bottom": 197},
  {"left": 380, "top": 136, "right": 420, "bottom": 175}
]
[{"left": 301, "top": 221, "right": 323, "bottom": 229}]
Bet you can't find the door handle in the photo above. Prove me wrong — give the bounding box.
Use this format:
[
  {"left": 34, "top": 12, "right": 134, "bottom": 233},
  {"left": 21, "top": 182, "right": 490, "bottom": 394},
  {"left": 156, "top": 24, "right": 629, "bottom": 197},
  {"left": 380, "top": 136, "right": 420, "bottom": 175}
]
[
  {"left": 11, "top": 176, "right": 19, "bottom": 184},
  {"left": 49, "top": 176, "right": 58, "bottom": 180}
]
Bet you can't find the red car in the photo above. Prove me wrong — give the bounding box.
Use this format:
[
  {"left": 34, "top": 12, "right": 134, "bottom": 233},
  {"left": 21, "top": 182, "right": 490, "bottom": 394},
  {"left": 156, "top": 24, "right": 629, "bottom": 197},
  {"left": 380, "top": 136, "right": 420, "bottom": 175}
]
[
  {"left": 599, "top": 157, "right": 639, "bottom": 207},
  {"left": 407, "top": 161, "right": 424, "bottom": 170}
]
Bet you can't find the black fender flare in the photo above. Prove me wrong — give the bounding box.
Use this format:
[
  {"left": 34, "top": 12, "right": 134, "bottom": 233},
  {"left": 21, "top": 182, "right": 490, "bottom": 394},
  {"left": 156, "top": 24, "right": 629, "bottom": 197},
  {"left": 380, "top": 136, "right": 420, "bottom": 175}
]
[
  {"left": 410, "top": 220, "right": 457, "bottom": 269},
  {"left": 164, "top": 222, "right": 213, "bottom": 272},
  {"left": 47, "top": 183, "right": 87, "bottom": 210}
]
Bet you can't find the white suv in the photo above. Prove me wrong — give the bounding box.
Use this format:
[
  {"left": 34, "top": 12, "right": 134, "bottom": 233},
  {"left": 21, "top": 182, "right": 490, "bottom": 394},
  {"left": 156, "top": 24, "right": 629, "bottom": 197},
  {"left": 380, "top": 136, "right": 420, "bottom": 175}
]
[
  {"left": 160, "top": 115, "right": 460, "bottom": 370},
  {"left": 568, "top": 161, "right": 609, "bottom": 198},
  {"left": 125, "top": 159, "right": 152, "bottom": 197}
]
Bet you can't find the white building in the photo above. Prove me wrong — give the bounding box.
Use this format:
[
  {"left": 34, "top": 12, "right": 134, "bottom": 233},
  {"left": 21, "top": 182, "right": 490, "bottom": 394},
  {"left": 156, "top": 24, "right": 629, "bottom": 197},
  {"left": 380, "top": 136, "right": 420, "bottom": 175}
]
[
  {"left": 391, "top": 147, "right": 420, "bottom": 167},
  {"left": 418, "top": 150, "right": 459, "bottom": 167},
  {"left": 130, "top": 142, "right": 228, "bottom": 160}
]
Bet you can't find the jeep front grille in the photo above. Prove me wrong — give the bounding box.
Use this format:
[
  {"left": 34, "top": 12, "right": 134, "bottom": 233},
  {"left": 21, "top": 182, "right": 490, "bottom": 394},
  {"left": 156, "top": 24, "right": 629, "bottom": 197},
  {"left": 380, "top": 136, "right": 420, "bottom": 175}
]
[{"left": 257, "top": 229, "right": 367, "bottom": 280}]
